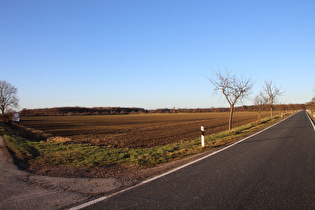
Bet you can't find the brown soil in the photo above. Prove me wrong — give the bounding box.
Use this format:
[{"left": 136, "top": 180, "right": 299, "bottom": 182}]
[{"left": 20, "top": 112, "right": 270, "bottom": 148}]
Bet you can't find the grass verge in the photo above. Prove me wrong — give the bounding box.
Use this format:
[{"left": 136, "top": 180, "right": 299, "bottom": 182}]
[{"left": 0, "top": 115, "right": 283, "bottom": 170}]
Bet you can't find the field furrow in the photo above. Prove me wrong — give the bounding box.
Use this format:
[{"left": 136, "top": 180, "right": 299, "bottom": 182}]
[{"left": 20, "top": 112, "right": 270, "bottom": 148}]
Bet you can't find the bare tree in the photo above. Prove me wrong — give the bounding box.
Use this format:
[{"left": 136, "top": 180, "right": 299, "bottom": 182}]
[
  {"left": 263, "top": 80, "right": 284, "bottom": 117},
  {"left": 253, "top": 93, "right": 266, "bottom": 122},
  {"left": 210, "top": 70, "right": 254, "bottom": 130},
  {"left": 0, "top": 80, "right": 19, "bottom": 116}
]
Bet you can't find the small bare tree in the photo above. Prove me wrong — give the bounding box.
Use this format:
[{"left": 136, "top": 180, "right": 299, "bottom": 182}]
[
  {"left": 210, "top": 70, "right": 254, "bottom": 130},
  {"left": 253, "top": 93, "right": 266, "bottom": 122},
  {"left": 0, "top": 80, "right": 19, "bottom": 117},
  {"left": 263, "top": 80, "right": 284, "bottom": 117}
]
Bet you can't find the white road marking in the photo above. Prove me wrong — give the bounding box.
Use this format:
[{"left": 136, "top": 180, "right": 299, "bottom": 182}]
[
  {"left": 305, "top": 111, "right": 315, "bottom": 131},
  {"left": 69, "top": 113, "right": 296, "bottom": 210}
]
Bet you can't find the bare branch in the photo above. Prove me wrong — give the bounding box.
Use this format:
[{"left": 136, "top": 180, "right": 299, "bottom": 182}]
[
  {"left": 253, "top": 92, "right": 266, "bottom": 107},
  {"left": 0, "top": 80, "right": 19, "bottom": 115},
  {"left": 209, "top": 70, "right": 254, "bottom": 130},
  {"left": 210, "top": 70, "right": 254, "bottom": 106},
  {"left": 263, "top": 80, "right": 284, "bottom": 117},
  {"left": 263, "top": 80, "right": 284, "bottom": 105}
]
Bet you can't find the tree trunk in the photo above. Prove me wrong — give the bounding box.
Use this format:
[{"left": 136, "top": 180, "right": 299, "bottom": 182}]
[
  {"left": 271, "top": 105, "right": 273, "bottom": 117},
  {"left": 229, "top": 106, "right": 234, "bottom": 130},
  {"left": 1, "top": 108, "right": 4, "bottom": 122}
]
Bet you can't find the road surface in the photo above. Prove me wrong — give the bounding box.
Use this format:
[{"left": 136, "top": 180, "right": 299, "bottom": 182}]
[{"left": 77, "top": 111, "right": 315, "bottom": 209}]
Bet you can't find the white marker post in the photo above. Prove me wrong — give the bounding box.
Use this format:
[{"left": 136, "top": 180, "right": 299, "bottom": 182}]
[{"left": 201, "top": 126, "right": 205, "bottom": 147}]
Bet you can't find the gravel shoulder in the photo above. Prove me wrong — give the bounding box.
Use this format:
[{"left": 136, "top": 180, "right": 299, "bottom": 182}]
[
  {"left": 0, "top": 134, "right": 220, "bottom": 209},
  {"left": 0, "top": 135, "right": 120, "bottom": 209}
]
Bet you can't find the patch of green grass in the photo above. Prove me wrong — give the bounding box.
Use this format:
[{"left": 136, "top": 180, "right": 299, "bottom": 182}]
[
  {"left": 0, "top": 115, "right": 282, "bottom": 169},
  {"left": 0, "top": 123, "right": 38, "bottom": 162}
]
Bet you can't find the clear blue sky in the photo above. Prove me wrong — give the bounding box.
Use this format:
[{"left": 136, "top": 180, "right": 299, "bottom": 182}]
[{"left": 1, "top": 0, "right": 314, "bottom": 110}]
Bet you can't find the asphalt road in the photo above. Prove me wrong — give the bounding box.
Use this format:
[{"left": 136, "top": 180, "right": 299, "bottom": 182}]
[{"left": 81, "top": 111, "right": 315, "bottom": 209}]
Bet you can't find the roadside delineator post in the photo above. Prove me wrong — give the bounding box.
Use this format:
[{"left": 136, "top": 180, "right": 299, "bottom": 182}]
[{"left": 201, "top": 126, "right": 205, "bottom": 147}]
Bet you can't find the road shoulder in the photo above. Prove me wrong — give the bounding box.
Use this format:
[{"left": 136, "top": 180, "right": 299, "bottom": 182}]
[{"left": 0, "top": 135, "right": 122, "bottom": 209}]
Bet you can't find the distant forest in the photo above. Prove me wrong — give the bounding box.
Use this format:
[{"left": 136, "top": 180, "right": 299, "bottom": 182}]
[{"left": 20, "top": 104, "right": 306, "bottom": 116}]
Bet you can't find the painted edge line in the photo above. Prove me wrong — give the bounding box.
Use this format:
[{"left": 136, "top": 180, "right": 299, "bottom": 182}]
[
  {"left": 305, "top": 111, "right": 315, "bottom": 131},
  {"left": 69, "top": 113, "right": 296, "bottom": 210}
]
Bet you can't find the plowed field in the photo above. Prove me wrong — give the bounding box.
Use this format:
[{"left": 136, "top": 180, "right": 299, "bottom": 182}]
[{"left": 20, "top": 112, "right": 269, "bottom": 148}]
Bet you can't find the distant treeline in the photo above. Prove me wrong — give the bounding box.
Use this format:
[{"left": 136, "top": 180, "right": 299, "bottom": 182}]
[
  {"left": 20, "top": 107, "right": 147, "bottom": 116},
  {"left": 20, "top": 104, "right": 306, "bottom": 116}
]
